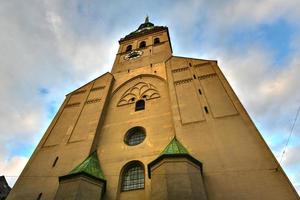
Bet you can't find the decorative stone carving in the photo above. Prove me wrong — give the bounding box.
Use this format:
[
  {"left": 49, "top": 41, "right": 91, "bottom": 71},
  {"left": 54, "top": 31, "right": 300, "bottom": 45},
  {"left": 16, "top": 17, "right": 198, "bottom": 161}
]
[
  {"left": 172, "top": 67, "right": 189, "bottom": 73},
  {"left": 117, "top": 82, "right": 160, "bottom": 106},
  {"left": 86, "top": 98, "right": 101, "bottom": 104},
  {"left": 91, "top": 86, "right": 105, "bottom": 91},
  {"left": 65, "top": 102, "right": 80, "bottom": 108},
  {"left": 193, "top": 62, "right": 209, "bottom": 68},
  {"left": 173, "top": 78, "right": 193, "bottom": 85},
  {"left": 198, "top": 73, "right": 217, "bottom": 80}
]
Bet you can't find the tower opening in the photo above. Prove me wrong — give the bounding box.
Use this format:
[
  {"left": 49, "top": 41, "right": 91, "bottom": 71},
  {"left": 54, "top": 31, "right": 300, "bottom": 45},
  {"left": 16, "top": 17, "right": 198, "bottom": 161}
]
[
  {"left": 126, "top": 45, "right": 132, "bottom": 52},
  {"left": 139, "top": 41, "right": 146, "bottom": 48},
  {"left": 154, "top": 37, "right": 160, "bottom": 44}
]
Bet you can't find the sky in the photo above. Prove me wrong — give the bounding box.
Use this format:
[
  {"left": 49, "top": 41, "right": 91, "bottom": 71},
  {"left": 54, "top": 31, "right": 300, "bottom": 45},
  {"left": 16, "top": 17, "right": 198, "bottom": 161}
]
[{"left": 0, "top": 0, "right": 299, "bottom": 193}]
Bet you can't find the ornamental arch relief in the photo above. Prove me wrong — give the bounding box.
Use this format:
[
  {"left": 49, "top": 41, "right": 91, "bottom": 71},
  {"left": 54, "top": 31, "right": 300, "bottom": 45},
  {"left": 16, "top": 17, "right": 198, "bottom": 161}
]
[
  {"left": 112, "top": 74, "right": 165, "bottom": 107},
  {"left": 117, "top": 82, "right": 160, "bottom": 106}
]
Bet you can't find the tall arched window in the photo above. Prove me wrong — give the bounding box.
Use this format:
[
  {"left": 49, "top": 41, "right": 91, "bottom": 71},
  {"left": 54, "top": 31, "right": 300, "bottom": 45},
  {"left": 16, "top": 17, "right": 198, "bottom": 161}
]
[
  {"left": 121, "top": 161, "right": 145, "bottom": 191},
  {"left": 154, "top": 37, "right": 160, "bottom": 44},
  {"left": 135, "top": 99, "right": 145, "bottom": 111},
  {"left": 126, "top": 45, "right": 132, "bottom": 52}
]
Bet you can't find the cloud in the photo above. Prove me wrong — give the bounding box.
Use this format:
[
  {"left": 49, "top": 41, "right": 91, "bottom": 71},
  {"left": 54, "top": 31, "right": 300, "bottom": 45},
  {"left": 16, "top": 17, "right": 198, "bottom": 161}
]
[
  {"left": 0, "top": 156, "right": 28, "bottom": 186},
  {"left": 0, "top": 0, "right": 117, "bottom": 160},
  {"left": 282, "top": 136, "right": 300, "bottom": 167}
]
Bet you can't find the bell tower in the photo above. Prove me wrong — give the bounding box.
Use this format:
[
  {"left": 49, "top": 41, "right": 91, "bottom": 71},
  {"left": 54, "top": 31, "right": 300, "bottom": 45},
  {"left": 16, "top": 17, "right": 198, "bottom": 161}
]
[{"left": 111, "top": 17, "right": 172, "bottom": 73}]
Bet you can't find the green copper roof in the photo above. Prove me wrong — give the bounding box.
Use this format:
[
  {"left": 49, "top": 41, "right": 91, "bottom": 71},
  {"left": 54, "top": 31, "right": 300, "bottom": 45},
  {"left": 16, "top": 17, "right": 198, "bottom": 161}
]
[
  {"left": 160, "top": 137, "right": 189, "bottom": 155},
  {"left": 135, "top": 16, "right": 155, "bottom": 32},
  {"left": 147, "top": 137, "right": 202, "bottom": 178},
  {"left": 120, "top": 16, "right": 167, "bottom": 42},
  {"left": 69, "top": 152, "right": 105, "bottom": 180}
]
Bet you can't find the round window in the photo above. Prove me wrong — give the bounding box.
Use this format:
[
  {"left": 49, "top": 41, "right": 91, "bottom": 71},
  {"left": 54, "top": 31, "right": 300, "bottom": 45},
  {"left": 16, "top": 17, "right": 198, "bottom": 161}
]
[{"left": 124, "top": 127, "right": 146, "bottom": 146}]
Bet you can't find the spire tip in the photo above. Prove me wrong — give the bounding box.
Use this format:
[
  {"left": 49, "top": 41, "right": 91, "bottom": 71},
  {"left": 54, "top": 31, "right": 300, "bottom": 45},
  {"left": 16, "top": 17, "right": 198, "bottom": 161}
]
[{"left": 145, "top": 15, "right": 149, "bottom": 23}]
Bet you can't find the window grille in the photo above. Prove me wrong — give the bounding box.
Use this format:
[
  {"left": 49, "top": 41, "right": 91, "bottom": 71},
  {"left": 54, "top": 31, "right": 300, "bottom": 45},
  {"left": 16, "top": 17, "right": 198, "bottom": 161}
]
[
  {"left": 125, "top": 127, "right": 146, "bottom": 146},
  {"left": 122, "top": 163, "right": 144, "bottom": 191}
]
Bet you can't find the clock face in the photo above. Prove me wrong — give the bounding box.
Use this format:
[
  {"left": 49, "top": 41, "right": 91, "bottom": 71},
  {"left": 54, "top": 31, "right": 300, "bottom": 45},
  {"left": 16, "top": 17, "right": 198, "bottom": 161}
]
[{"left": 124, "top": 50, "right": 143, "bottom": 60}]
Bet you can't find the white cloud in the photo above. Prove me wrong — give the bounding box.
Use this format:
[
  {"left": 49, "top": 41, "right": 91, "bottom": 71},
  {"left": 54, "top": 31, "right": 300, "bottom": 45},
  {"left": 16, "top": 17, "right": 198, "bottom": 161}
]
[
  {"left": 216, "top": 0, "right": 299, "bottom": 28},
  {"left": 0, "top": 156, "right": 28, "bottom": 187},
  {"left": 283, "top": 145, "right": 300, "bottom": 166},
  {"left": 0, "top": 0, "right": 115, "bottom": 182}
]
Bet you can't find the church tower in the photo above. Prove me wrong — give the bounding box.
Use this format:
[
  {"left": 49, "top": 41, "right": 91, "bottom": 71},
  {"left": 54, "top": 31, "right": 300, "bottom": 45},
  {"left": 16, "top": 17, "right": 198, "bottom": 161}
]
[{"left": 7, "top": 18, "right": 299, "bottom": 200}]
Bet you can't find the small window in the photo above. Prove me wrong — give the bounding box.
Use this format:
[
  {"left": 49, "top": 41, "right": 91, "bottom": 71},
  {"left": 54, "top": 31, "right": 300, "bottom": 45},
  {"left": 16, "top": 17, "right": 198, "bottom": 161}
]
[
  {"left": 37, "top": 193, "right": 42, "bottom": 200},
  {"left": 124, "top": 127, "right": 146, "bottom": 146},
  {"left": 154, "top": 37, "right": 160, "bottom": 44},
  {"left": 204, "top": 106, "right": 209, "bottom": 114},
  {"left": 121, "top": 162, "right": 145, "bottom": 191},
  {"left": 135, "top": 99, "right": 145, "bottom": 111},
  {"left": 52, "top": 156, "right": 59, "bottom": 167},
  {"left": 126, "top": 45, "right": 132, "bottom": 52},
  {"left": 139, "top": 41, "right": 146, "bottom": 48}
]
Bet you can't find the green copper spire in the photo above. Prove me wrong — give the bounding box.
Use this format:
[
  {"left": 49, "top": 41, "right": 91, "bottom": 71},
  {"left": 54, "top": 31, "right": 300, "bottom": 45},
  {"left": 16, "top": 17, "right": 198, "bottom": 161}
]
[
  {"left": 160, "top": 137, "right": 189, "bottom": 155},
  {"left": 148, "top": 137, "right": 202, "bottom": 178},
  {"left": 68, "top": 151, "right": 105, "bottom": 180}
]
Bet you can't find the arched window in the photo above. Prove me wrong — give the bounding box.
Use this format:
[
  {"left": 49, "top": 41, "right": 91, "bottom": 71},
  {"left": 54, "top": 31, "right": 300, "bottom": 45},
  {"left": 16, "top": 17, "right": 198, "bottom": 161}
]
[
  {"left": 135, "top": 99, "right": 145, "bottom": 111},
  {"left": 154, "top": 37, "right": 160, "bottom": 44},
  {"left": 139, "top": 41, "right": 146, "bottom": 48},
  {"left": 126, "top": 45, "right": 132, "bottom": 52},
  {"left": 124, "top": 127, "right": 146, "bottom": 146},
  {"left": 121, "top": 162, "right": 145, "bottom": 191}
]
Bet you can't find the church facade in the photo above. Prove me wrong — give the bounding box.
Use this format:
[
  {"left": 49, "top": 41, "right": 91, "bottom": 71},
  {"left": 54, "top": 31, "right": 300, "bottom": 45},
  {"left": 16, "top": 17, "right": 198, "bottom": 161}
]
[{"left": 7, "top": 18, "right": 299, "bottom": 200}]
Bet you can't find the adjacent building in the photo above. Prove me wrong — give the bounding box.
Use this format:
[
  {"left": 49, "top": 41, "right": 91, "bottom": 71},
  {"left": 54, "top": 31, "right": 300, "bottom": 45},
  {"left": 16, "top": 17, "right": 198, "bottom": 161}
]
[{"left": 0, "top": 176, "right": 11, "bottom": 200}]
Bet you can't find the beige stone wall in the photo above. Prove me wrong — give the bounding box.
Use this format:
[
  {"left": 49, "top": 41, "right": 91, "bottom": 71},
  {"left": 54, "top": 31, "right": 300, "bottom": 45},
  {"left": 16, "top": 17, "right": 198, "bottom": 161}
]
[
  {"left": 55, "top": 175, "right": 105, "bottom": 200},
  {"left": 7, "top": 73, "right": 114, "bottom": 200},
  {"left": 165, "top": 56, "right": 299, "bottom": 200},
  {"left": 150, "top": 157, "right": 207, "bottom": 200}
]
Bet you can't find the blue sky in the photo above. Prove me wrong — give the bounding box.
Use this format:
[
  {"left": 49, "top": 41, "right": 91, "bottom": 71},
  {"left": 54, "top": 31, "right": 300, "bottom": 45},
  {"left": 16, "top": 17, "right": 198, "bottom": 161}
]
[{"left": 0, "top": 0, "right": 300, "bottom": 193}]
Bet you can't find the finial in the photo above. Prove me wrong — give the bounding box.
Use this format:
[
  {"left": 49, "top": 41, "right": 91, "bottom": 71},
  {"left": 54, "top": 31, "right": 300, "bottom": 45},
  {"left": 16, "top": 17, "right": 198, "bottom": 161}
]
[{"left": 145, "top": 15, "right": 149, "bottom": 23}]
